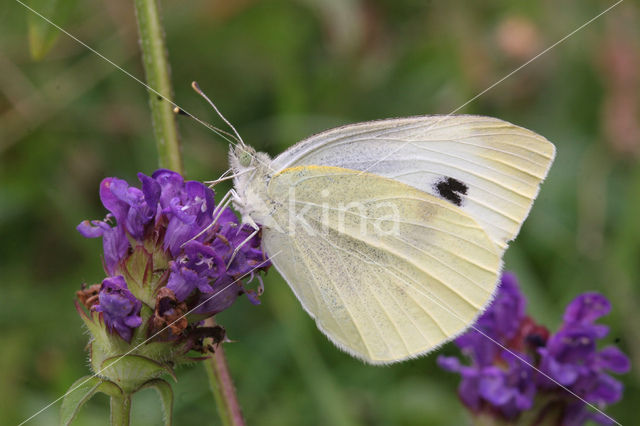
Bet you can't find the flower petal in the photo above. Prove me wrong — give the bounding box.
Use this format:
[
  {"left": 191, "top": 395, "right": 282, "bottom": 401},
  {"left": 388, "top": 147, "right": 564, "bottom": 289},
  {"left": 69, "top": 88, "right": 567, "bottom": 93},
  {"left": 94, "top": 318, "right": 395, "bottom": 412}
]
[
  {"left": 585, "top": 374, "right": 623, "bottom": 404},
  {"left": 92, "top": 276, "right": 142, "bottom": 342},
  {"left": 598, "top": 346, "right": 631, "bottom": 374},
  {"left": 478, "top": 367, "right": 511, "bottom": 406},
  {"left": 563, "top": 292, "right": 611, "bottom": 325},
  {"left": 77, "top": 220, "right": 107, "bottom": 238},
  {"left": 138, "top": 172, "right": 161, "bottom": 209},
  {"left": 437, "top": 355, "right": 461, "bottom": 372}
]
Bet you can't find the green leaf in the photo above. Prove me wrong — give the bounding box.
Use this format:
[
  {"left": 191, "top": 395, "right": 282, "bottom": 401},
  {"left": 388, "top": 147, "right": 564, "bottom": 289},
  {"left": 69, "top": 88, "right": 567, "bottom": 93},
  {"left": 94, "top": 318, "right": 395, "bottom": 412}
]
[
  {"left": 26, "top": 0, "right": 79, "bottom": 60},
  {"left": 138, "top": 379, "right": 174, "bottom": 426},
  {"left": 60, "top": 376, "right": 122, "bottom": 425}
]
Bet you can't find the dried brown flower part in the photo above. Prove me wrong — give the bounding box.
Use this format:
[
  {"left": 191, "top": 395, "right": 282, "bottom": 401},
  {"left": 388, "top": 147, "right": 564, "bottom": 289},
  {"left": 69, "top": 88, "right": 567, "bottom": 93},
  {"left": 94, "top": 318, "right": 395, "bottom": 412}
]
[
  {"left": 76, "top": 283, "right": 101, "bottom": 309},
  {"left": 149, "top": 287, "right": 188, "bottom": 340}
]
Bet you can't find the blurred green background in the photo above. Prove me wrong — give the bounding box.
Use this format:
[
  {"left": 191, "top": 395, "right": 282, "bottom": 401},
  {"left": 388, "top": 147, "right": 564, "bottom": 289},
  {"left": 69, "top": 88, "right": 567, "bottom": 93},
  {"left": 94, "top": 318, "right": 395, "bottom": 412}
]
[{"left": 1, "top": 0, "right": 639, "bottom": 424}]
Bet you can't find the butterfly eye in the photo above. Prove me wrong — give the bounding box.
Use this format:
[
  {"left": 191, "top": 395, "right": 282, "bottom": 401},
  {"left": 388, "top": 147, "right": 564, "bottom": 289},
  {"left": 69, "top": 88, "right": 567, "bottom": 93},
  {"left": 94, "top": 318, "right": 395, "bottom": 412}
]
[{"left": 238, "top": 150, "right": 253, "bottom": 167}]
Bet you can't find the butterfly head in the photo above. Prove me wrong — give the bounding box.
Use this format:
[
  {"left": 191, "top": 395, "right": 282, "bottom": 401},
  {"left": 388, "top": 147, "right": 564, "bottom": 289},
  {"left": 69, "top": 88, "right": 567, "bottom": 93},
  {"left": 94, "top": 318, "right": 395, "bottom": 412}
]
[
  {"left": 228, "top": 144, "right": 273, "bottom": 225},
  {"left": 229, "top": 143, "right": 271, "bottom": 175}
]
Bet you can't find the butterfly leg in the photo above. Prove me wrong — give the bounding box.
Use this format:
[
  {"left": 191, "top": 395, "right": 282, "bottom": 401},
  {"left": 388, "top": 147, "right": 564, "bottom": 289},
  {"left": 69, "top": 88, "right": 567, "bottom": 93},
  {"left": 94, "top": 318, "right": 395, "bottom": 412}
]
[
  {"left": 205, "top": 168, "right": 233, "bottom": 187},
  {"left": 180, "top": 188, "right": 236, "bottom": 248},
  {"left": 205, "top": 167, "right": 256, "bottom": 187},
  {"left": 210, "top": 189, "right": 236, "bottom": 227},
  {"left": 225, "top": 222, "right": 259, "bottom": 269}
]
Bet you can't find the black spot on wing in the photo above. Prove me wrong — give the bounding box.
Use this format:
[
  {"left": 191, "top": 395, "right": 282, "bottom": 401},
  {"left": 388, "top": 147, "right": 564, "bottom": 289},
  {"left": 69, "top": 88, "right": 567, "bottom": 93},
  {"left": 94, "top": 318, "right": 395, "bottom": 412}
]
[{"left": 434, "top": 177, "right": 468, "bottom": 206}]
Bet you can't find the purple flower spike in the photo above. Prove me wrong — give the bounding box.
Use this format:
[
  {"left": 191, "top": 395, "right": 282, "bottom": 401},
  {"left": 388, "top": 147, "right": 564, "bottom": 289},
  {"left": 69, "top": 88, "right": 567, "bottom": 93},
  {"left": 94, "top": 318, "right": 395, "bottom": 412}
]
[
  {"left": 495, "top": 353, "right": 537, "bottom": 416},
  {"left": 439, "top": 272, "right": 630, "bottom": 425},
  {"left": 538, "top": 293, "right": 630, "bottom": 415},
  {"left": 438, "top": 352, "right": 537, "bottom": 420},
  {"left": 93, "top": 276, "right": 142, "bottom": 342},
  {"left": 76, "top": 169, "right": 272, "bottom": 393},
  {"left": 78, "top": 168, "right": 270, "bottom": 364}
]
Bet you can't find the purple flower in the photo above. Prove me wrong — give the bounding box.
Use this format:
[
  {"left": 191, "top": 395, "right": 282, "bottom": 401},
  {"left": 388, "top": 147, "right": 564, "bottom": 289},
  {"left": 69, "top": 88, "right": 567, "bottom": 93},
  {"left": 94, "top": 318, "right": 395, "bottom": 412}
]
[
  {"left": 438, "top": 273, "right": 536, "bottom": 419},
  {"left": 562, "top": 292, "right": 611, "bottom": 339},
  {"left": 452, "top": 272, "right": 528, "bottom": 368},
  {"left": 77, "top": 169, "right": 270, "bottom": 345},
  {"left": 438, "top": 356, "right": 483, "bottom": 410},
  {"left": 158, "top": 175, "right": 217, "bottom": 256},
  {"left": 166, "top": 223, "right": 267, "bottom": 315},
  {"left": 166, "top": 246, "right": 215, "bottom": 301},
  {"left": 193, "top": 275, "right": 245, "bottom": 316},
  {"left": 438, "top": 272, "right": 630, "bottom": 425},
  {"left": 438, "top": 352, "right": 537, "bottom": 419},
  {"left": 563, "top": 292, "right": 611, "bottom": 325},
  {"left": 77, "top": 216, "right": 129, "bottom": 275},
  {"left": 93, "top": 276, "right": 142, "bottom": 342},
  {"left": 563, "top": 401, "right": 618, "bottom": 426},
  {"left": 538, "top": 293, "right": 630, "bottom": 420},
  {"left": 480, "top": 354, "right": 537, "bottom": 418},
  {"left": 100, "top": 177, "right": 155, "bottom": 240},
  {"left": 474, "top": 271, "right": 526, "bottom": 342},
  {"left": 74, "top": 169, "right": 273, "bottom": 396}
]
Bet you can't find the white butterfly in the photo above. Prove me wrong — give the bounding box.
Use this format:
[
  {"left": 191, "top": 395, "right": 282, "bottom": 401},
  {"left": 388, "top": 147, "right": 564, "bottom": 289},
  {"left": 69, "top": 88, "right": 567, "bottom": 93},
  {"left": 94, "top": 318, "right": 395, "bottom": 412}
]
[{"left": 227, "top": 115, "right": 555, "bottom": 364}]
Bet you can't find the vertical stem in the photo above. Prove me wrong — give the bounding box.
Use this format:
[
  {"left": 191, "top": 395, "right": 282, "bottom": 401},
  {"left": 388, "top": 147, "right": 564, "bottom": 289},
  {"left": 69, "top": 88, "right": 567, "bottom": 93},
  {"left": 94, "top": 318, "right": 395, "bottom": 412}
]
[
  {"left": 110, "top": 395, "right": 131, "bottom": 426},
  {"left": 203, "top": 318, "right": 246, "bottom": 426},
  {"left": 132, "top": 2, "right": 243, "bottom": 425},
  {"left": 133, "top": 0, "right": 183, "bottom": 174}
]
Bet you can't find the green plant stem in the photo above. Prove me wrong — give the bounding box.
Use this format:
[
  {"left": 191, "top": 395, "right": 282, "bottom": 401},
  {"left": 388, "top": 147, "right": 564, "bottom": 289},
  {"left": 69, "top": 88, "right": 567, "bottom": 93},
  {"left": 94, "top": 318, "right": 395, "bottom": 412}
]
[
  {"left": 110, "top": 394, "right": 131, "bottom": 426},
  {"left": 203, "top": 318, "right": 246, "bottom": 426},
  {"left": 133, "top": 0, "right": 183, "bottom": 174},
  {"left": 133, "top": 2, "right": 243, "bottom": 425}
]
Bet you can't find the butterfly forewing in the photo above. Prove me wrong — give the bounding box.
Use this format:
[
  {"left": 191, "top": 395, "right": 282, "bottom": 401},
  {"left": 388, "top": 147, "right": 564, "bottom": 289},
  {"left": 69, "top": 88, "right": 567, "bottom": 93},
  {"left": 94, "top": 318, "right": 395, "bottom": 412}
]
[{"left": 271, "top": 115, "right": 556, "bottom": 251}]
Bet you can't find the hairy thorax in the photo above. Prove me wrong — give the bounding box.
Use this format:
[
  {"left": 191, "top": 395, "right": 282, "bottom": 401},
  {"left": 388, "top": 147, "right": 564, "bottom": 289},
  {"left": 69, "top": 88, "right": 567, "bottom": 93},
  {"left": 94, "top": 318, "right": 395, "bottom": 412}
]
[{"left": 229, "top": 145, "right": 276, "bottom": 227}]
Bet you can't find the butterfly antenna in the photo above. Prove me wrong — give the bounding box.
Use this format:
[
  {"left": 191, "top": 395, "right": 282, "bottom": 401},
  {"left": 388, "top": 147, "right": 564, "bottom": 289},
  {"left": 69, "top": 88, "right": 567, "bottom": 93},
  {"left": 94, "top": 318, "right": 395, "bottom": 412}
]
[
  {"left": 192, "top": 81, "right": 246, "bottom": 147},
  {"left": 172, "top": 106, "right": 237, "bottom": 145}
]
